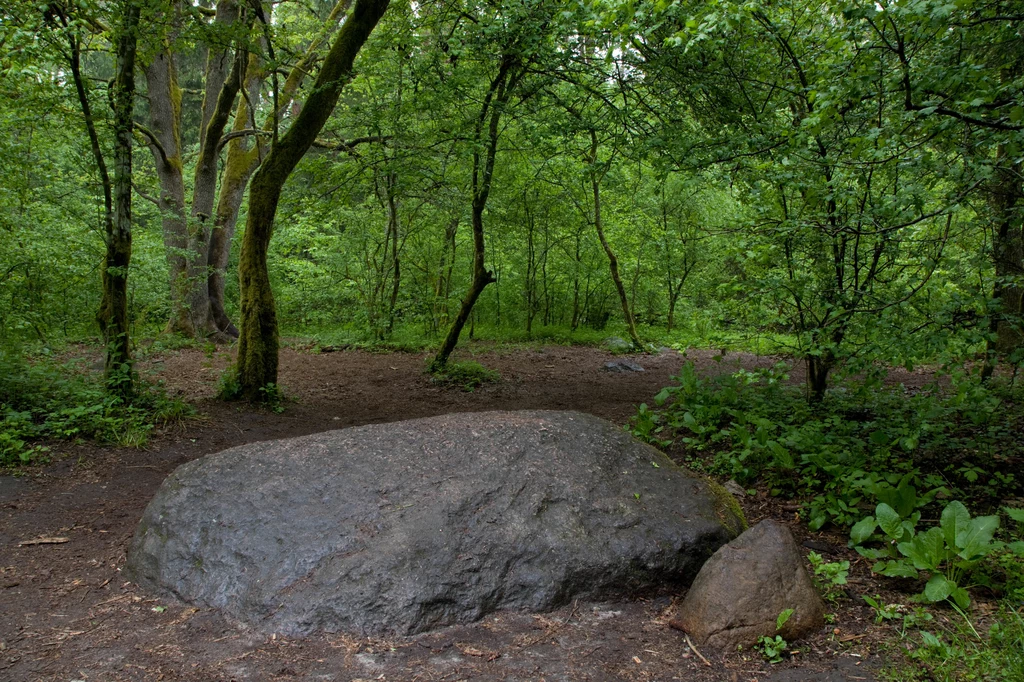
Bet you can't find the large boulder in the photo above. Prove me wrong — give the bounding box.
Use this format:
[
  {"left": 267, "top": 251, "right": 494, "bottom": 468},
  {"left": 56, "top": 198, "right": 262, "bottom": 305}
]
[
  {"left": 127, "top": 410, "right": 743, "bottom": 636},
  {"left": 672, "top": 520, "right": 826, "bottom": 649}
]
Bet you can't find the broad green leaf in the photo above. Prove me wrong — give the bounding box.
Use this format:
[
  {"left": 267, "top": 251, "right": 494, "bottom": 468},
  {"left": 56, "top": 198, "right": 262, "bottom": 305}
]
[
  {"left": 869, "top": 430, "right": 888, "bottom": 446},
  {"left": 941, "top": 501, "right": 971, "bottom": 550},
  {"left": 951, "top": 587, "right": 970, "bottom": 610},
  {"left": 855, "top": 546, "right": 890, "bottom": 560},
  {"left": 776, "top": 608, "right": 794, "bottom": 630},
  {"left": 920, "top": 631, "right": 942, "bottom": 648},
  {"left": 876, "top": 503, "right": 903, "bottom": 540},
  {"left": 873, "top": 559, "right": 918, "bottom": 579},
  {"left": 956, "top": 515, "right": 1000, "bottom": 560},
  {"left": 1008, "top": 541, "right": 1024, "bottom": 557},
  {"left": 898, "top": 527, "right": 945, "bottom": 571},
  {"left": 895, "top": 478, "right": 918, "bottom": 518},
  {"left": 923, "top": 575, "right": 953, "bottom": 602},
  {"left": 1004, "top": 507, "right": 1024, "bottom": 524},
  {"left": 850, "top": 516, "right": 876, "bottom": 546}
]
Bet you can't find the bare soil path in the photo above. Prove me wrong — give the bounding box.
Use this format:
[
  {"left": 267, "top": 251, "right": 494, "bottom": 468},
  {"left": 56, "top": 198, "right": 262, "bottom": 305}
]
[{"left": 0, "top": 344, "right": 913, "bottom": 681}]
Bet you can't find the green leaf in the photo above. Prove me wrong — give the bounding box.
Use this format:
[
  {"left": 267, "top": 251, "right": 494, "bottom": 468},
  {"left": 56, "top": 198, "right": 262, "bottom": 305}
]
[
  {"left": 1010, "top": 106, "right": 1023, "bottom": 123},
  {"left": 873, "top": 559, "right": 918, "bottom": 579},
  {"left": 951, "top": 587, "right": 971, "bottom": 610},
  {"left": 869, "top": 430, "right": 888, "bottom": 446},
  {"left": 1004, "top": 507, "right": 1024, "bottom": 524},
  {"left": 894, "top": 478, "right": 918, "bottom": 518},
  {"left": 876, "top": 503, "right": 903, "bottom": 540},
  {"left": 924, "top": 575, "right": 953, "bottom": 602},
  {"left": 898, "top": 527, "right": 945, "bottom": 571},
  {"left": 941, "top": 501, "right": 971, "bottom": 550},
  {"left": 856, "top": 546, "right": 890, "bottom": 560},
  {"left": 776, "top": 608, "right": 794, "bottom": 631},
  {"left": 850, "top": 516, "right": 876, "bottom": 546},
  {"left": 956, "top": 515, "right": 1000, "bottom": 560},
  {"left": 1008, "top": 541, "right": 1024, "bottom": 557}
]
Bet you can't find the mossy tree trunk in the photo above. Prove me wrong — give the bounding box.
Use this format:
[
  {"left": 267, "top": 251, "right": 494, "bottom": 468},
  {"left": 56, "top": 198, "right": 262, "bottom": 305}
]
[
  {"left": 102, "top": 0, "right": 141, "bottom": 397},
  {"left": 140, "top": 0, "right": 246, "bottom": 339},
  {"left": 207, "top": 1, "right": 354, "bottom": 338},
  {"left": 235, "top": 0, "right": 391, "bottom": 399},
  {"left": 63, "top": 0, "right": 139, "bottom": 397}
]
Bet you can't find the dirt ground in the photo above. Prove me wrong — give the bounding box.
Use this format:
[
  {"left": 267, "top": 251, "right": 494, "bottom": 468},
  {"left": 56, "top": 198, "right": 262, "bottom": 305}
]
[{"left": 1, "top": 343, "right": 941, "bottom": 682}]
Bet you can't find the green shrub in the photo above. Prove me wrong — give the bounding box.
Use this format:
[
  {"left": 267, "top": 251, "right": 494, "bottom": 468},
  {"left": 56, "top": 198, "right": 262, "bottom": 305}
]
[
  {"left": 851, "top": 500, "right": 1004, "bottom": 610},
  {"left": 428, "top": 360, "right": 500, "bottom": 390},
  {"left": 0, "top": 348, "right": 193, "bottom": 466},
  {"left": 631, "top": 362, "right": 1022, "bottom": 531}
]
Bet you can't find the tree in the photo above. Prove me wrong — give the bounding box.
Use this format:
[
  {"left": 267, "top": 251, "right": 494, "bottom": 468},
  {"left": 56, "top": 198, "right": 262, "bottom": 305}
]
[
  {"left": 429, "top": 0, "right": 557, "bottom": 368},
  {"left": 844, "top": 0, "right": 1024, "bottom": 369},
  {"left": 234, "top": 0, "right": 391, "bottom": 399},
  {"left": 44, "top": 0, "right": 141, "bottom": 395}
]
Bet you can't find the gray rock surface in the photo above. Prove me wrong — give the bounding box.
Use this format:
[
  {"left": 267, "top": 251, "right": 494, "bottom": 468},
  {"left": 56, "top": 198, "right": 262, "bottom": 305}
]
[
  {"left": 672, "top": 520, "right": 826, "bottom": 649},
  {"left": 127, "top": 410, "right": 742, "bottom": 636},
  {"left": 603, "top": 360, "right": 645, "bottom": 372},
  {"left": 604, "top": 336, "right": 633, "bottom": 352}
]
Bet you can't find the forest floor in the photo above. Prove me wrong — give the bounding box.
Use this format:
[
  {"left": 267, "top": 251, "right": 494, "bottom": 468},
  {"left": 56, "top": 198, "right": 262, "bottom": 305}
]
[{"left": 0, "top": 343, "right": 944, "bottom": 682}]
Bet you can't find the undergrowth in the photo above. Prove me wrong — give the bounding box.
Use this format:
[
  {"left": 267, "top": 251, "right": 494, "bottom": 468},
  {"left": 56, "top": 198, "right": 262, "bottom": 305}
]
[
  {"left": 0, "top": 349, "right": 193, "bottom": 466},
  {"left": 632, "top": 360, "right": 1024, "bottom": 680},
  {"left": 289, "top": 321, "right": 793, "bottom": 356},
  {"left": 882, "top": 605, "right": 1024, "bottom": 682},
  {"left": 630, "top": 361, "right": 1023, "bottom": 531}
]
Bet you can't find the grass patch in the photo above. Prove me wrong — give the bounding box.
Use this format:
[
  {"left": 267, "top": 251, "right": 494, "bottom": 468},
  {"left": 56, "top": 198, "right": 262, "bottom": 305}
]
[
  {"left": 427, "top": 360, "right": 500, "bottom": 391},
  {"left": 881, "top": 604, "right": 1024, "bottom": 681}
]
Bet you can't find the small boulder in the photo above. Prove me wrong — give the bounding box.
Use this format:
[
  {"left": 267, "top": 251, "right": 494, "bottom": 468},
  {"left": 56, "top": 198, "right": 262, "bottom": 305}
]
[
  {"left": 672, "top": 520, "right": 825, "bottom": 649},
  {"left": 604, "top": 336, "right": 632, "bottom": 353},
  {"left": 723, "top": 479, "right": 746, "bottom": 498},
  {"left": 603, "top": 360, "right": 644, "bottom": 372}
]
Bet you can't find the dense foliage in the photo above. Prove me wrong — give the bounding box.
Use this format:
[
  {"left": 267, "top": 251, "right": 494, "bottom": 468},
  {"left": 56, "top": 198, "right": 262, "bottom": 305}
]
[{"left": 1, "top": 0, "right": 1018, "bottom": 379}]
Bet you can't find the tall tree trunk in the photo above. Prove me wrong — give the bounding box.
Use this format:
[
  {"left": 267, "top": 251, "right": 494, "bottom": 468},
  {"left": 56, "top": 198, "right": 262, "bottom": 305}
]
[
  {"left": 541, "top": 218, "right": 551, "bottom": 326},
  {"left": 142, "top": 0, "right": 247, "bottom": 339},
  {"left": 433, "top": 217, "right": 458, "bottom": 332},
  {"left": 186, "top": 0, "right": 246, "bottom": 337},
  {"left": 206, "top": 0, "right": 353, "bottom": 337},
  {"left": 142, "top": 50, "right": 191, "bottom": 335},
  {"left": 987, "top": 144, "right": 1024, "bottom": 366},
  {"left": 101, "top": 0, "right": 141, "bottom": 397},
  {"left": 525, "top": 192, "right": 536, "bottom": 336},
  {"left": 588, "top": 131, "right": 641, "bottom": 349},
  {"left": 571, "top": 229, "right": 582, "bottom": 330},
  {"left": 66, "top": 2, "right": 138, "bottom": 395},
  {"left": 385, "top": 171, "right": 401, "bottom": 334},
  {"left": 432, "top": 56, "right": 521, "bottom": 368},
  {"left": 235, "top": 0, "right": 391, "bottom": 399},
  {"left": 207, "top": 68, "right": 259, "bottom": 337}
]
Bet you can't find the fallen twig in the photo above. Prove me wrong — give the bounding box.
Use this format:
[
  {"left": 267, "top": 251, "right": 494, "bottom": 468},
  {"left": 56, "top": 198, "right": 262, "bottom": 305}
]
[
  {"left": 18, "top": 537, "right": 70, "bottom": 547},
  {"left": 685, "top": 633, "right": 711, "bottom": 667}
]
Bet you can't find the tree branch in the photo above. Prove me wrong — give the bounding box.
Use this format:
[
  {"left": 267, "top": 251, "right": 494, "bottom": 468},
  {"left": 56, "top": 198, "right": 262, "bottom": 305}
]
[{"left": 134, "top": 122, "right": 169, "bottom": 165}]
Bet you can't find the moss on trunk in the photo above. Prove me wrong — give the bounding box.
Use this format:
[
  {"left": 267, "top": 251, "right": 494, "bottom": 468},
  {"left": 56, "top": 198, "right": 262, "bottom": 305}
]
[{"left": 234, "top": 0, "right": 391, "bottom": 399}]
